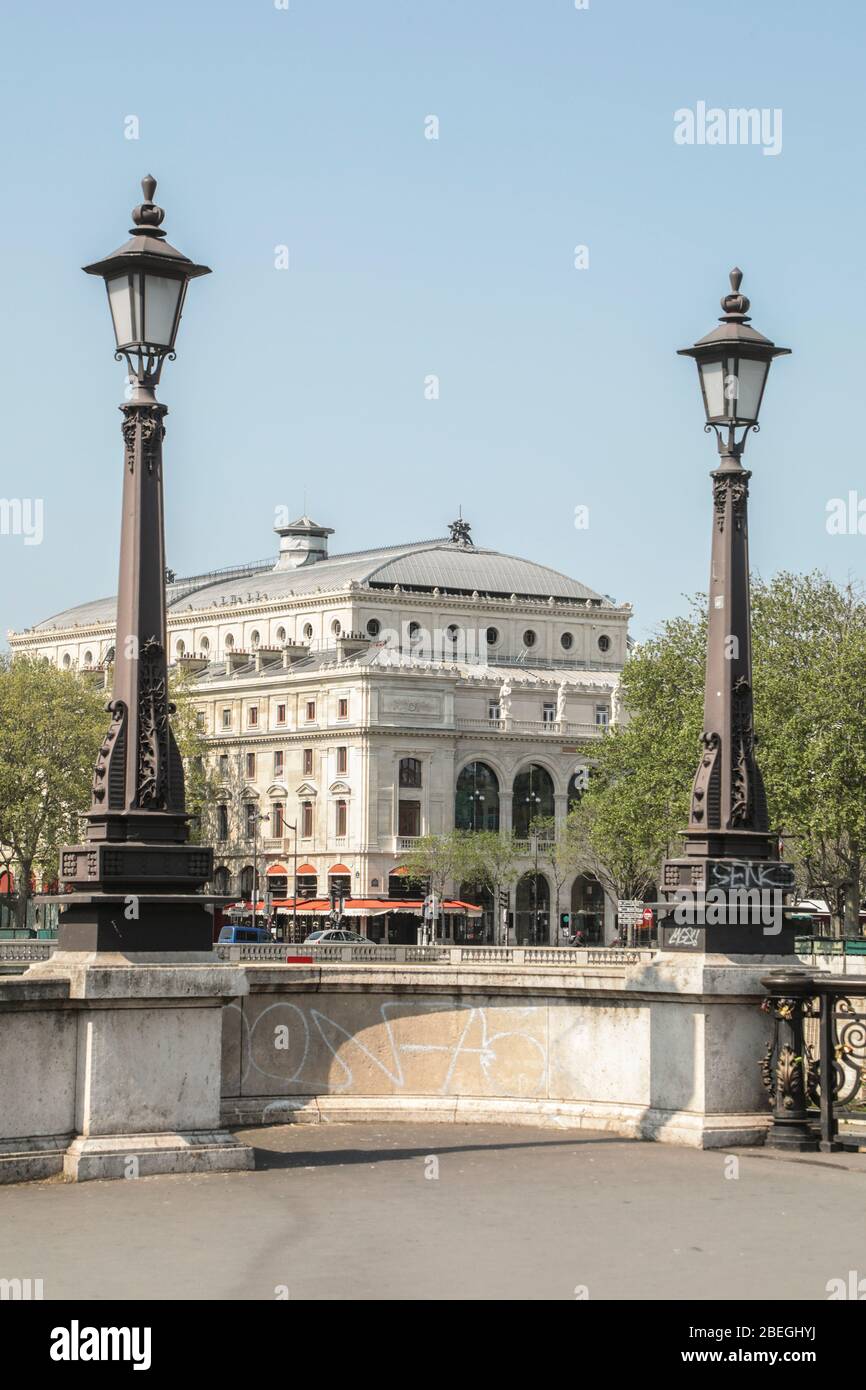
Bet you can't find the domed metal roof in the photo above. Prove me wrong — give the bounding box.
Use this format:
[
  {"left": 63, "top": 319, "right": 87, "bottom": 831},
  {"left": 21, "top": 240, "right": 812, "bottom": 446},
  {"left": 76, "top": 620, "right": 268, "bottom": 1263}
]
[{"left": 30, "top": 535, "right": 605, "bottom": 632}]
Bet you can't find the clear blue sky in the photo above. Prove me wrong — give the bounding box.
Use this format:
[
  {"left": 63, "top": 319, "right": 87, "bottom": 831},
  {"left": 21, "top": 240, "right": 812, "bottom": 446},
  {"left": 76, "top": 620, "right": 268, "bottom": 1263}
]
[{"left": 1, "top": 0, "right": 863, "bottom": 643}]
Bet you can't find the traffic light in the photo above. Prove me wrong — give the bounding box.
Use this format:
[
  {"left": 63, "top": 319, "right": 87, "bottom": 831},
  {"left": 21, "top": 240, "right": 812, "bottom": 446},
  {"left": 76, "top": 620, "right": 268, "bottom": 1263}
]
[{"left": 560, "top": 912, "right": 570, "bottom": 930}]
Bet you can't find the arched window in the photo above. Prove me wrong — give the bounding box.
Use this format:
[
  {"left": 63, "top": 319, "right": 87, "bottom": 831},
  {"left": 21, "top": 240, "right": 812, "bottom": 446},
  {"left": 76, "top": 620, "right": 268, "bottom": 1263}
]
[
  {"left": 250, "top": 630, "right": 260, "bottom": 649},
  {"left": 214, "top": 866, "right": 230, "bottom": 894},
  {"left": 83, "top": 650, "right": 93, "bottom": 666},
  {"left": 399, "top": 757, "right": 422, "bottom": 788},
  {"left": 224, "top": 633, "right": 235, "bottom": 651},
  {"left": 331, "top": 619, "right": 342, "bottom": 637},
  {"left": 200, "top": 636, "right": 210, "bottom": 653},
  {"left": 276, "top": 626, "right": 286, "bottom": 643},
  {"left": 296, "top": 864, "right": 318, "bottom": 899},
  {"left": 303, "top": 623, "right": 313, "bottom": 640},
  {"left": 512, "top": 764, "right": 555, "bottom": 838},
  {"left": 62, "top": 653, "right": 72, "bottom": 669},
  {"left": 175, "top": 639, "right": 185, "bottom": 658},
  {"left": 516, "top": 872, "right": 550, "bottom": 945},
  {"left": 455, "top": 762, "right": 500, "bottom": 832}
]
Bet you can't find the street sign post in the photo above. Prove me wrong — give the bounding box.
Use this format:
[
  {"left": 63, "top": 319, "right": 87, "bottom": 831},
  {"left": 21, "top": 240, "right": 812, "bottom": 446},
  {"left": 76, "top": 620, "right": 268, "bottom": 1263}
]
[{"left": 618, "top": 899, "right": 644, "bottom": 947}]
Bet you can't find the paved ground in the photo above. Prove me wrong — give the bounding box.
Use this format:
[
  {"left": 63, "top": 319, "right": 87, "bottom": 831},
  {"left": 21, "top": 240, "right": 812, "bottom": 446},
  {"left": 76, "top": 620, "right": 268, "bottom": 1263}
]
[{"left": 3, "top": 1124, "right": 866, "bottom": 1300}]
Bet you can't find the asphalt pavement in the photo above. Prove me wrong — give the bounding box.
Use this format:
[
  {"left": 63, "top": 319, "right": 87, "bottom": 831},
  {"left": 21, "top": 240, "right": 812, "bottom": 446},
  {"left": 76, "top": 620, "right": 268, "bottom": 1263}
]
[{"left": 2, "top": 1123, "right": 865, "bottom": 1300}]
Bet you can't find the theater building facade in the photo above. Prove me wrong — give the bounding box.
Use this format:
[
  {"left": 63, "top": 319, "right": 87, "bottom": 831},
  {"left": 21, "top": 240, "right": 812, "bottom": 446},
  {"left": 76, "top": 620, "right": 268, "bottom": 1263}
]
[{"left": 9, "top": 516, "right": 630, "bottom": 944}]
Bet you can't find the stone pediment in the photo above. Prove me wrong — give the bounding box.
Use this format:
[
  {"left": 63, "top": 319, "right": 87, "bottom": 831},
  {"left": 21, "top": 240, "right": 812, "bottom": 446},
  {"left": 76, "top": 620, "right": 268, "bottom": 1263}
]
[
  {"left": 295, "top": 781, "right": 318, "bottom": 797},
  {"left": 328, "top": 781, "right": 352, "bottom": 795}
]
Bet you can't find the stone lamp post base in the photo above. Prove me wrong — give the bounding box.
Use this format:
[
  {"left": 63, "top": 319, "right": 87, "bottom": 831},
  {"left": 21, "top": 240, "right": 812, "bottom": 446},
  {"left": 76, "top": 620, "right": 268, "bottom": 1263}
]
[{"left": 12, "top": 953, "right": 255, "bottom": 1183}]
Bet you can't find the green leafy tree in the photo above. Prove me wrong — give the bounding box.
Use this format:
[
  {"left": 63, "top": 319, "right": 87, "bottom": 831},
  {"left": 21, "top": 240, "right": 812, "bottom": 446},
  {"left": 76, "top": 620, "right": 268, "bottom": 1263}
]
[
  {"left": 751, "top": 573, "right": 866, "bottom": 934},
  {"left": 170, "top": 667, "right": 220, "bottom": 848},
  {"left": 0, "top": 656, "right": 106, "bottom": 929},
  {"left": 399, "top": 831, "right": 476, "bottom": 902},
  {"left": 579, "top": 572, "right": 866, "bottom": 934},
  {"left": 458, "top": 830, "right": 521, "bottom": 943}
]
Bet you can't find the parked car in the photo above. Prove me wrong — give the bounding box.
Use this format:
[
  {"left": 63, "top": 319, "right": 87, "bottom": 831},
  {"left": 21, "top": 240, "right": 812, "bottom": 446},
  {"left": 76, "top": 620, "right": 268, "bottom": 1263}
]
[
  {"left": 304, "top": 928, "right": 370, "bottom": 945},
  {"left": 218, "top": 924, "right": 273, "bottom": 945}
]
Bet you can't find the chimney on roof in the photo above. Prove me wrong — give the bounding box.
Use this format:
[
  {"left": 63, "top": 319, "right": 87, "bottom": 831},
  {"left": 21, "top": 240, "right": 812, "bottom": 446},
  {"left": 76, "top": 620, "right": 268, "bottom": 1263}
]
[
  {"left": 273, "top": 515, "right": 334, "bottom": 570},
  {"left": 337, "top": 632, "right": 370, "bottom": 661}
]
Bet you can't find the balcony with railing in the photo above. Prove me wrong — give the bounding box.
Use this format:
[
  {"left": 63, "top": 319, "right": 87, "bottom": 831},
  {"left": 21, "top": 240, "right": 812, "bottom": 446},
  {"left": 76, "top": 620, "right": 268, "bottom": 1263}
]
[{"left": 456, "top": 717, "right": 603, "bottom": 738}]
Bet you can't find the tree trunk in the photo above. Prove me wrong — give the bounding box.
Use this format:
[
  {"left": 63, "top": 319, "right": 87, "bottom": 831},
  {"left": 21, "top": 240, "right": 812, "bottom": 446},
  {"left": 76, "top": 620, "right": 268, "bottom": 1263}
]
[
  {"left": 14, "top": 861, "right": 32, "bottom": 933},
  {"left": 844, "top": 848, "right": 861, "bottom": 937}
]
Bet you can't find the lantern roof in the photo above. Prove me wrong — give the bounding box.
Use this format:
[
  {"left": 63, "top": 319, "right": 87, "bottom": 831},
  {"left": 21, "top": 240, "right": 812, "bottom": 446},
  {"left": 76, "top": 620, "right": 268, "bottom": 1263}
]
[
  {"left": 82, "top": 175, "right": 211, "bottom": 283},
  {"left": 678, "top": 268, "right": 789, "bottom": 360}
]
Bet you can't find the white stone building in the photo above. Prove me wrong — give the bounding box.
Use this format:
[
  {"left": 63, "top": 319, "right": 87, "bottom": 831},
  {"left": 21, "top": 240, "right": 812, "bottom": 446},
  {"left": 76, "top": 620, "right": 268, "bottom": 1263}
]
[{"left": 9, "top": 517, "right": 631, "bottom": 944}]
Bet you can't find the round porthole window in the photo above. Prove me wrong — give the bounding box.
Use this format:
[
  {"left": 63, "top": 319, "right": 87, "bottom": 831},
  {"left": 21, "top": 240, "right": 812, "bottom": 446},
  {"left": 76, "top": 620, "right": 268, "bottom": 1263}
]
[
  {"left": 522, "top": 629, "right": 537, "bottom": 648},
  {"left": 598, "top": 635, "right": 611, "bottom": 653},
  {"left": 560, "top": 632, "right": 573, "bottom": 650}
]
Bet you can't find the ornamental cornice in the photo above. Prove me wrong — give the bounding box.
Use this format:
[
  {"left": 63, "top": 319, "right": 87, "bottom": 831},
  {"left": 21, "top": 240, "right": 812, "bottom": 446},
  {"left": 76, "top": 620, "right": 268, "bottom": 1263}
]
[
  {"left": 205, "top": 726, "right": 602, "bottom": 748},
  {"left": 10, "top": 583, "right": 631, "bottom": 647}
]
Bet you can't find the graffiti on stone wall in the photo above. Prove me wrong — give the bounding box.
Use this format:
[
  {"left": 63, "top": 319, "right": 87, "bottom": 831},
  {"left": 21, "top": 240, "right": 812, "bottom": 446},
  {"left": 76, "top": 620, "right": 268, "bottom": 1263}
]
[{"left": 224, "top": 997, "right": 548, "bottom": 1098}]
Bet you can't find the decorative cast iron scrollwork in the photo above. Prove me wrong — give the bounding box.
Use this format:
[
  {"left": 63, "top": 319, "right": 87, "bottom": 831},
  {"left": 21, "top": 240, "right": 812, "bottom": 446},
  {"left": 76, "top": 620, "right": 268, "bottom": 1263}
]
[
  {"left": 690, "top": 730, "right": 720, "bottom": 827},
  {"left": 137, "top": 636, "right": 170, "bottom": 809},
  {"left": 120, "top": 403, "right": 167, "bottom": 475},
  {"left": 829, "top": 997, "right": 866, "bottom": 1111},
  {"left": 90, "top": 699, "right": 127, "bottom": 811},
  {"left": 760, "top": 993, "right": 819, "bottom": 1112},
  {"left": 711, "top": 469, "right": 751, "bottom": 534}
]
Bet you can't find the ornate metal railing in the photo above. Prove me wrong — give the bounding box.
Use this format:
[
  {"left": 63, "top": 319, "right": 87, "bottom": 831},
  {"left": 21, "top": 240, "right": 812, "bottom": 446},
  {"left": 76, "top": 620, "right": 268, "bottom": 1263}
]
[{"left": 761, "top": 970, "right": 866, "bottom": 1152}]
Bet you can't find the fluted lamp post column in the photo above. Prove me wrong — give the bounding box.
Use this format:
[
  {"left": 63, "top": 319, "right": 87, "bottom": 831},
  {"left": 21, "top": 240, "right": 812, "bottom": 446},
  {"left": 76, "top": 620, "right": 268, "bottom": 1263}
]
[
  {"left": 54, "top": 176, "right": 214, "bottom": 952},
  {"left": 660, "top": 270, "right": 796, "bottom": 954}
]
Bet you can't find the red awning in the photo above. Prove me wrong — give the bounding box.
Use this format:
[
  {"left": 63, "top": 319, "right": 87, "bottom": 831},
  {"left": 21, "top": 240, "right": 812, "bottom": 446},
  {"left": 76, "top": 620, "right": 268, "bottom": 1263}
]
[
  {"left": 328, "top": 863, "right": 350, "bottom": 875},
  {"left": 296, "top": 863, "right": 317, "bottom": 876},
  {"left": 266, "top": 863, "right": 288, "bottom": 877},
  {"left": 229, "top": 897, "right": 483, "bottom": 919}
]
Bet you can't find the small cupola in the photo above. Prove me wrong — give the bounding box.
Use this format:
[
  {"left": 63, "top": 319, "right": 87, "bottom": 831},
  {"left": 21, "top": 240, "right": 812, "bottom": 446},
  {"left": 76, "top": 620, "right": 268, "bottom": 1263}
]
[{"left": 273, "top": 515, "right": 334, "bottom": 570}]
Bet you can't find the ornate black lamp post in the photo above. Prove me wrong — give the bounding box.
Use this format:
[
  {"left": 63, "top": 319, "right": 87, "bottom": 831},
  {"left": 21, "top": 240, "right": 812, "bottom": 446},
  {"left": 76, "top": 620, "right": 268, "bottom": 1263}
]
[
  {"left": 54, "top": 177, "right": 214, "bottom": 952},
  {"left": 661, "top": 270, "right": 795, "bottom": 952}
]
